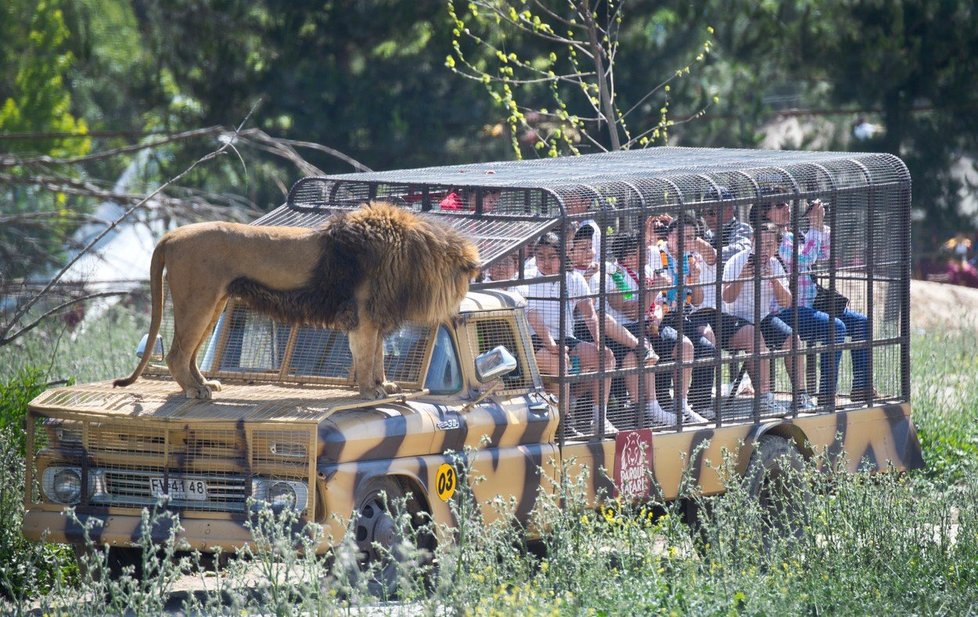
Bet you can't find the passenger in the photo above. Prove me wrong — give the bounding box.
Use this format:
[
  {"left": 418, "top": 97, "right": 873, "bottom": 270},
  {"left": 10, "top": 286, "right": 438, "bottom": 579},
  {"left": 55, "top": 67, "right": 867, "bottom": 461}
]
[
  {"left": 570, "top": 224, "right": 600, "bottom": 279},
  {"left": 752, "top": 195, "right": 877, "bottom": 404},
  {"left": 648, "top": 216, "right": 715, "bottom": 422},
  {"left": 590, "top": 232, "right": 671, "bottom": 426},
  {"left": 525, "top": 232, "right": 618, "bottom": 434},
  {"left": 689, "top": 219, "right": 781, "bottom": 413},
  {"left": 702, "top": 186, "right": 752, "bottom": 264},
  {"left": 483, "top": 251, "right": 527, "bottom": 295},
  {"left": 564, "top": 193, "right": 604, "bottom": 262},
  {"left": 722, "top": 222, "right": 815, "bottom": 409},
  {"left": 439, "top": 188, "right": 501, "bottom": 213}
]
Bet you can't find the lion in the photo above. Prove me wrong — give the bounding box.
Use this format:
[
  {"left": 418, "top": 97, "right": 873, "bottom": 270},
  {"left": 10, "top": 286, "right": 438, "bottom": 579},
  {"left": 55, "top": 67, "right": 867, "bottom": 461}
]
[{"left": 114, "top": 201, "right": 481, "bottom": 399}]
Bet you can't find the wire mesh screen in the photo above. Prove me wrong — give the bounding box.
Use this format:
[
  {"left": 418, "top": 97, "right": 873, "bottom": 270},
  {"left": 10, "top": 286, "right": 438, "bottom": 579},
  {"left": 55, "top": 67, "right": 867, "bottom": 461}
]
[
  {"left": 28, "top": 412, "right": 316, "bottom": 515},
  {"left": 194, "top": 302, "right": 431, "bottom": 388},
  {"left": 467, "top": 317, "right": 533, "bottom": 392},
  {"left": 278, "top": 147, "right": 910, "bottom": 437}
]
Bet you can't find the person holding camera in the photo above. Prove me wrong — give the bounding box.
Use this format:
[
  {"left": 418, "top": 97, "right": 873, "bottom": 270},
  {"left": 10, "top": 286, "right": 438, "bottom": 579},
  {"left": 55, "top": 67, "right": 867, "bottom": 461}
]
[
  {"left": 723, "top": 222, "right": 813, "bottom": 410},
  {"left": 752, "top": 194, "right": 875, "bottom": 405}
]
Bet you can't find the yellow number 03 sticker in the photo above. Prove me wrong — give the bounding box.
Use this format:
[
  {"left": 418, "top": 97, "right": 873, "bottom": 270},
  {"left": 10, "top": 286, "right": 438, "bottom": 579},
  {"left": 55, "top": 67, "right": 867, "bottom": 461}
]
[{"left": 435, "top": 463, "right": 457, "bottom": 502}]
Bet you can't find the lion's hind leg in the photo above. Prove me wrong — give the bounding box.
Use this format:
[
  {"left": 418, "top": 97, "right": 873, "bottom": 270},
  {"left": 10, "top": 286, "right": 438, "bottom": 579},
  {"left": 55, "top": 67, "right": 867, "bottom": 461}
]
[
  {"left": 188, "top": 299, "right": 228, "bottom": 394},
  {"left": 168, "top": 290, "right": 226, "bottom": 399}
]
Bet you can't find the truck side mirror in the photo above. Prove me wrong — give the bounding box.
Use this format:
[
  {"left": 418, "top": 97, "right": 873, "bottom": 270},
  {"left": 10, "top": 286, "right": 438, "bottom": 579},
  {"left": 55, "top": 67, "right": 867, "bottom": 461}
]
[
  {"left": 136, "top": 334, "right": 164, "bottom": 360},
  {"left": 474, "top": 346, "right": 517, "bottom": 383}
]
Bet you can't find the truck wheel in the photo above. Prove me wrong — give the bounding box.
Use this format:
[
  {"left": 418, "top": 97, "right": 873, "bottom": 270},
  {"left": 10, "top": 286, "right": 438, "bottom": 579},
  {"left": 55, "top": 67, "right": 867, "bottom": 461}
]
[
  {"left": 73, "top": 545, "right": 145, "bottom": 581},
  {"left": 353, "top": 477, "right": 432, "bottom": 598},
  {"left": 745, "top": 435, "right": 807, "bottom": 544}
]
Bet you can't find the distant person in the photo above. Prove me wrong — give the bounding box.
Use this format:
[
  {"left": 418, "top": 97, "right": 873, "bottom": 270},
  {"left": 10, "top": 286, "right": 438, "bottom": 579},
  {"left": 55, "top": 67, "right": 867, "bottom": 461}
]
[{"left": 439, "top": 188, "right": 501, "bottom": 213}]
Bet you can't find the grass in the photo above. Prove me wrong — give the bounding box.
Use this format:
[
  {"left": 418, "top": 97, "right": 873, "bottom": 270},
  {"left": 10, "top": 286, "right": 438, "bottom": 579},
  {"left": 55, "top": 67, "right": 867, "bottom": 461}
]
[{"left": 0, "top": 309, "right": 976, "bottom": 614}]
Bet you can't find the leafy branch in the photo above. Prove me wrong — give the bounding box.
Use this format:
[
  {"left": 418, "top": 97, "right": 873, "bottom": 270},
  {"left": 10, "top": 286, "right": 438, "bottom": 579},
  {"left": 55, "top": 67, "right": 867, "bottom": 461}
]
[{"left": 446, "top": 0, "right": 716, "bottom": 157}]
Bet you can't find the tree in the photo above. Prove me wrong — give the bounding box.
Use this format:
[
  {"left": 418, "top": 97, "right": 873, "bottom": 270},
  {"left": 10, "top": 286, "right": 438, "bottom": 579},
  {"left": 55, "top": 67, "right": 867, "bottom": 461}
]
[{"left": 446, "top": 0, "right": 716, "bottom": 157}]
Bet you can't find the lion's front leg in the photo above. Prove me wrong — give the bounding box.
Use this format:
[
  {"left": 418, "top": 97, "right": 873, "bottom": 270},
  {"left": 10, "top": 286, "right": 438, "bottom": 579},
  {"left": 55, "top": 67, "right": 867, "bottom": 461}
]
[
  {"left": 371, "top": 327, "right": 400, "bottom": 397},
  {"left": 349, "top": 325, "right": 399, "bottom": 399}
]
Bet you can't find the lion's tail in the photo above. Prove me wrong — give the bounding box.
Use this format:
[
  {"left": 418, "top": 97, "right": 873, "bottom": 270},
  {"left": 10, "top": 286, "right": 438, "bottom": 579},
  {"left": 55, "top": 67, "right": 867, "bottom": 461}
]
[{"left": 113, "top": 237, "right": 166, "bottom": 388}]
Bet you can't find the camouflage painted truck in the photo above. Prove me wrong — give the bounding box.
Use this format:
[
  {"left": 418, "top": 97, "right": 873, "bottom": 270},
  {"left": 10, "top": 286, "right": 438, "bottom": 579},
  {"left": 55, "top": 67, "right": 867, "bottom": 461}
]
[{"left": 22, "top": 147, "right": 923, "bottom": 582}]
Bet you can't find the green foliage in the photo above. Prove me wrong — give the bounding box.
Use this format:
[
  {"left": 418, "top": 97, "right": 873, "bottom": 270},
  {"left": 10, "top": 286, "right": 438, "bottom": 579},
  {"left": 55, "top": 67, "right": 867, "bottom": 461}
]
[
  {"left": 0, "top": 0, "right": 90, "bottom": 157},
  {"left": 911, "top": 328, "right": 978, "bottom": 483},
  {"left": 0, "top": 367, "right": 48, "bottom": 457},
  {"left": 0, "top": 405, "right": 74, "bottom": 607},
  {"left": 446, "top": 0, "right": 716, "bottom": 157},
  {"left": 5, "top": 457, "right": 977, "bottom": 614}
]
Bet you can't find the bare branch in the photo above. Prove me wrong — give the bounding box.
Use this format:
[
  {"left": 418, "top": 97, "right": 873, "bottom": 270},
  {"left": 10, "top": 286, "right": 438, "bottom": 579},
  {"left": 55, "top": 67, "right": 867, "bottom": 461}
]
[
  {"left": 1, "top": 126, "right": 223, "bottom": 168},
  {"left": 0, "top": 290, "right": 132, "bottom": 346},
  {"left": 0, "top": 103, "right": 260, "bottom": 345}
]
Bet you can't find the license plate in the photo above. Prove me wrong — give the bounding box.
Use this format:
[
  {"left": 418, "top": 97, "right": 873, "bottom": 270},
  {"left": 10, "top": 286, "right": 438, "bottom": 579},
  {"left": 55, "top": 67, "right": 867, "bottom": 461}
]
[{"left": 150, "top": 477, "right": 208, "bottom": 501}]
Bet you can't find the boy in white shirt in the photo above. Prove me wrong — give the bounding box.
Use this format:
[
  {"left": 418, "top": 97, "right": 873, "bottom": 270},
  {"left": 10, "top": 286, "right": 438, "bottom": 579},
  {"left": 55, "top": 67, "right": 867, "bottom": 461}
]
[
  {"left": 589, "top": 232, "right": 673, "bottom": 426},
  {"left": 722, "top": 223, "right": 810, "bottom": 408},
  {"left": 525, "top": 233, "right": 618, "bottom": 435}
]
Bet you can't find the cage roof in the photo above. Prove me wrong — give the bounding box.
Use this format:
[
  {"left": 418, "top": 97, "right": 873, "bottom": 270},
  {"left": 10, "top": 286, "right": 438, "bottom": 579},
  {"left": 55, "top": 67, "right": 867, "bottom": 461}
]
[{"left": 253, "top": 147, "right": 910, "bottom": 268}]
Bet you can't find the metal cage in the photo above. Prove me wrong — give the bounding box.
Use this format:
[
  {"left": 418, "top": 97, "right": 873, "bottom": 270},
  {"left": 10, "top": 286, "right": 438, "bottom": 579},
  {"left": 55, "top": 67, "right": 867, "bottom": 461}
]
[{"left": 233, "top": 146, "right": 909, "bottom": 440}]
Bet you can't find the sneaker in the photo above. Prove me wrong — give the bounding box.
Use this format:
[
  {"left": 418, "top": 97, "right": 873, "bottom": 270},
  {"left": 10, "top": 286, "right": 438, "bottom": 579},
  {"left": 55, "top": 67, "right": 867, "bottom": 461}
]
[
  {"left": 798, "top": 392, "right": 817, "bottom": 410},
  {"left": 759, "top": 392, "right": 789, "bottom": 415},
  {"left": 696, "top": 405, "right": 717, "bottom": 421},
  {"left": 850, "top": 386, "right": 881, "bottom": 403},
  {"left": 680, "top": 400, "right": 708, "bottom": 424},
  {"left": 644, "top": 400, "right": 676, "bottom": 427},
  {"left": 588, "top": 406, "right": 619, "bottom": 435}
]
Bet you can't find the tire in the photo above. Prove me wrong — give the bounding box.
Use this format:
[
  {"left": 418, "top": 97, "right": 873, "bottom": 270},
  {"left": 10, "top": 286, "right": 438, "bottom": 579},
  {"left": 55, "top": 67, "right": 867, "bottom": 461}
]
[
  {"left": 745, "top": 435, "right": 808, "bottom": 545},
  {"left": 73, "top": 545, "right": 146, "bottom": 581},
  {"left": 353, "top": 477, "right": 433, "bottom": 598}
]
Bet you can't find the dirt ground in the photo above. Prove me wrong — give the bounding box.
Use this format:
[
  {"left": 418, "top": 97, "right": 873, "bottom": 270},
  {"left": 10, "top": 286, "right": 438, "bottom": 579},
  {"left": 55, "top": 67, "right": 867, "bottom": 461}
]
[{"left": 910, "top": 279, "right": 978, "bottom": 332}]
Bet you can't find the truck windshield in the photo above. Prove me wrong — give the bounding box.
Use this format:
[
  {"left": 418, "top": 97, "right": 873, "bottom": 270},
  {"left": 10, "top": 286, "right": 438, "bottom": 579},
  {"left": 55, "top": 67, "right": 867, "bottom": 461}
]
[{"left": 202, "top": 304, "right": 433, "bottom": 386}]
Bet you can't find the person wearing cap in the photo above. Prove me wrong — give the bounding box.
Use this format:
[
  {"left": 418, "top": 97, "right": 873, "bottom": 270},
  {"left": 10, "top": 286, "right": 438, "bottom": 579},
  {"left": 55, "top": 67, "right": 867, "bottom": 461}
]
[
  {"left": 702, "top": 186, "right": 753, "bottom": 264},
  {"left": 722, "top": 222, "right": 814, "bottom": 410},
  {"left": 525, "top": 232, "right": 619, "bottom": 435}
]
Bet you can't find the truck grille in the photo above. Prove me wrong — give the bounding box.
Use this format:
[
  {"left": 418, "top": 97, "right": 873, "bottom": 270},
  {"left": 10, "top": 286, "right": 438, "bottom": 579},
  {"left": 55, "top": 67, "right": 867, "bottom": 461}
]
[
  {"left": 96, "top": 470, "right": 248, "bottom": 512},
  {"left": 32, "top": 417, "right": 315, "bottom": 515}
]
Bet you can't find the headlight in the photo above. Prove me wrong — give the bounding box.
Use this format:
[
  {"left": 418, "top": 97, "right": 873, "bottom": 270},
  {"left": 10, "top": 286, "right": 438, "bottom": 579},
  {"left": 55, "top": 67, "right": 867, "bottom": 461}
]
[
  {"left": 251, "top": 479, "right": 308, "bottom": 512},
  {"left": 42, "top": 466, "right": 101, "bottom": 504},
  {"left": 53, "top": 469, "right": 81, "bottom": 503}
]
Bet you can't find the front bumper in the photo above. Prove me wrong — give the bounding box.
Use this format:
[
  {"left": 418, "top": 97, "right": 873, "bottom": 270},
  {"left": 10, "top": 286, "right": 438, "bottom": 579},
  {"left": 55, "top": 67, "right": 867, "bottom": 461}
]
[{"left": 22, "top": 508, "right": 331, "bottom": 552}]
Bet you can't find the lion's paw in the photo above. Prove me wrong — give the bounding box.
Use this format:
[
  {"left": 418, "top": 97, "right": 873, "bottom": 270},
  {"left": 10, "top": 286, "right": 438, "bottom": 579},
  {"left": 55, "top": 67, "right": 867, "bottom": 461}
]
[
  {"left": 358, "top": 382, "right": 402, "bottom": 400},
  {"left": 184, "top": 385, "right": 214, "bottom": 400},
  {"left": 380, "top": 381, "right": 401, "bottom": 395},
  {"left": 204, "top": 379, "right": 223, "bottom": 392}
]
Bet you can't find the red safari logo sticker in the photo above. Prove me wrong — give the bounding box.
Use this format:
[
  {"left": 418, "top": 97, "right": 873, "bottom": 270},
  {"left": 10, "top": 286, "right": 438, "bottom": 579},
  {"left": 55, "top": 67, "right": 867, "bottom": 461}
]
[{"left": 614, "top": 429, "right": 653, "bottom": 498}]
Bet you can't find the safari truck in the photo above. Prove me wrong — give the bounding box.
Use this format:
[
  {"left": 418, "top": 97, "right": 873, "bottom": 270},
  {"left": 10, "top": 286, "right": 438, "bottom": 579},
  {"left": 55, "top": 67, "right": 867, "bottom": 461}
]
[{"left": 22, "top": 147, "right": 923, "bottom": 584}]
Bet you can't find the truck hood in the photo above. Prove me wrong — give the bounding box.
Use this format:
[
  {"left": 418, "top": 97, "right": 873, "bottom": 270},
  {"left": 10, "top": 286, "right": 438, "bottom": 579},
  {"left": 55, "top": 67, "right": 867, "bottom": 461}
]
[{"left": 28, "top": 376, "right": 415, "bottom": 424}]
